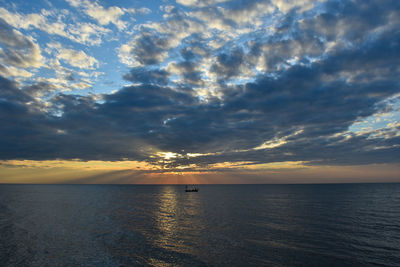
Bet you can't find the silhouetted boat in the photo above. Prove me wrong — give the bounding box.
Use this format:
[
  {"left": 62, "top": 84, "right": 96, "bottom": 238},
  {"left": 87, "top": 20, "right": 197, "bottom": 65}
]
[{"left": 185, "top": 185, "right": 198, "bottom": 192}]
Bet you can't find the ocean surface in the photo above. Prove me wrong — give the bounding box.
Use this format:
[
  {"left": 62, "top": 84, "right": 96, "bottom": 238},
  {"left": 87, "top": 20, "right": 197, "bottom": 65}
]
[{"left": 1, "top": 184, "right": 399, "bottom": 266}]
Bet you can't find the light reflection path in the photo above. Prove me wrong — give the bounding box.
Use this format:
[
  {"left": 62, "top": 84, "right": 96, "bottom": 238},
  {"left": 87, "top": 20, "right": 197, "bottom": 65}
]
[
  {"left": 155, "top": 186, "right": 179, "bottom": 249},
  {"left": 149, "top": 186, "right": 203, "bottom": 265}
]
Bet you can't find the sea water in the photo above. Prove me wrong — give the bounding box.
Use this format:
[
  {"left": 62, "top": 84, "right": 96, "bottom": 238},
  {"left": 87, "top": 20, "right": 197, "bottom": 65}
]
[{"left": 1, "top": 184, "right": 399, "bottom": 266}]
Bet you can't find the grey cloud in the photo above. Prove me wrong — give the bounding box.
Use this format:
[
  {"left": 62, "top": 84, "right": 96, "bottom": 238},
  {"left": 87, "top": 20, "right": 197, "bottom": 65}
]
[
  {"left": 0, "top": 76, "right": 53, "bottom": 160},
  {"left": 300, "top": 0, "right": 400, "bottom": 44},
  {"left": 124, "top": 29, "right": 172, "bottom": 66},
  {"left": 250, "top": 35, "right": 325, "bottom": 71},
  {"left": 0, "top": 18, "right": 34, "bottom": 48},
  {"left": 168, "top": 48, "right": 205, "bottom": 86},
  {"left": 0, "top": 18, "right": 42, "bottom": 68},
  {"left": 123, "top": 67, "right": 170, "bottom": 85},
  {"left": 23, "top": 82, "right": 56, "bottom": 98},
  {"left": 1, "top": 24, "right": 399, "bottom": 165},
  {"left": 65, "top": 72, "right": 75, "bottom": 81},
  {"left": 210, "top": 48, "right": 245, "bottom": 80},
  {"left": 176, "top": 63, "right": 203, "bottom": 86}
]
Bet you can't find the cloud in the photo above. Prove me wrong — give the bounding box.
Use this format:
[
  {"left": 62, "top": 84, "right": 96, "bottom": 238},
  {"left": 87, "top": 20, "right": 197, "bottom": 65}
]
[
  {"left": 189, "top": 8, "right": 234, "bottom": 32},
  {"left": 123, "top": 67, "right": 170, "bottom": 85},
  {"left": 176, "top": 0, "right": 229, "bottom": 7},
  {"left": 150, "top": 7, "right": 205, "bottom": 43},
  {"left": 23, "top": 82, "right": 57, "bottom": 98},
  {"left": 248, "top": 35, "right": 325, "bottom": 72},
  {"left": 47, "top": 42, "right": 99, "bottom": 69},
  {"left": 118, "top": 29, "right": 174, "bottom": 67},
  {"left": 36, "top": 57, "right": 98, "bottom": 92},
  {"left": 167, "top": 61, "right": 204, "bottom": 86},
  {"left": 66, "top": 22, "right": 111, "bottom": 46},
  {"left": 66, "top": 0, "right": 127, "bottom": 30},
  {"left": 210, "top": 47, "right": 246, "bottom": 80},
  {"left": 0, "top": 64, "right": 33, "bottom": 78},
  {"left": 66, "top": 0, "right": 151, "bottom": 31},
  {"left": 0, "top": 7, "right": 66, "bottom": 35},
  {"left": 0, "top": 77, "right": 52, "bottom": 160},
  {"left": 0, "top": 18, "right": 36, "bottom": 48},
  {"left": 177, "top": 0, "right": 322, "bottom": 13},
  {"left": 218, "top": 0, "right": 275, "bottom": 28},
  {"left": 165, "top": 47, "right": 206, "bottom": 86},
  {"left": 0, "top": 19, "right": 43, "bottom": 69},
  {"left": 118, "top": 7, "right": 205, "bottom": 67},
  {"left": 104, "top": 21, "right": 400, "bottom": 166},
  {"left": 125, "top": 7, "right": 152, "bottom": 15},
  {"left": 272, "top": 0, "right": 325, "bottom": 13},
  {"left": 298, "top": 0, "right": 400, "bottom": 49},
  {"left": 0, "top": 7, "right": 110, "bottom": 46}
]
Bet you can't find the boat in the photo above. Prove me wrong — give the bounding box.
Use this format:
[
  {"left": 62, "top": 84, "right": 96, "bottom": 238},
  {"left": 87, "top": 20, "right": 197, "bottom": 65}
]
[{"left": 185, "top": 185, "right": 199, "bottom": 192}]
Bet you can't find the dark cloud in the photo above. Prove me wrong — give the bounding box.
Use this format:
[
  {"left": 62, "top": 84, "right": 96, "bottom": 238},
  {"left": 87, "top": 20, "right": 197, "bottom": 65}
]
[
  {"left": 0, "top": 76, "right": 54, "bottom": 159},
  {"left": 124, "top": 29, "right": 172, "bottom": 66},
  {"left": 123, "top": 67, "right": 170, "bottom": 85},
  {"left": 0, "top": 76, "right": 31, "bottom": 104},
  {"left": 0, "top": 19, "right": 42, "bottom": 68},
  {"left": 168, "top": 47, "right": 205, "bottom": 86},
  {"left": 300, "top": 0, "right": 400, "bottom": 44},
  {"left": 210, "top": 48, "right": 245, "bottom": 80},
  {"left": 176, "top": 63, "right": 203, "bottom": 86},
  {"left": 23, "top": 82, "right": 56, "bottom": 98},
  {"left": 0, "top": 19, "right": 34, "bottom": 49},
  {"left": 65, "top": 72, "right": 75, "bottom": 81}
]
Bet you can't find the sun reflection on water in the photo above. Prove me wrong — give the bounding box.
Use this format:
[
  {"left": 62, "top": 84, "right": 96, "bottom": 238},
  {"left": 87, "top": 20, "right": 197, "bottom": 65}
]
[
  {"left": 155, "top": 186, "right": 179, "bottom": 249},
  {"left": 149, "top": 186, "right": 203, "bottom": 265}
]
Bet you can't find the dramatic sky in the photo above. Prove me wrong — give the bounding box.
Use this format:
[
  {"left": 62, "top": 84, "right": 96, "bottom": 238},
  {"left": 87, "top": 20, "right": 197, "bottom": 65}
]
[{"left": 0, "top": 0, "right": 399, "bottom": 184}]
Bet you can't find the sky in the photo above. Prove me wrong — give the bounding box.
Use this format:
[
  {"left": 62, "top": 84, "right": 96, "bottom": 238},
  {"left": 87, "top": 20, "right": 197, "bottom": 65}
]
[{"left": 0, "top": 0, "right": 399, "bottom": 184}]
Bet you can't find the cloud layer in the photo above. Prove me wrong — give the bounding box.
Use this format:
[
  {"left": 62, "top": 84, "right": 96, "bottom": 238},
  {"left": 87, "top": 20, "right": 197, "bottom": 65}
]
[{"left": 0, "top": 0, "right": 399, "bottom": 174}]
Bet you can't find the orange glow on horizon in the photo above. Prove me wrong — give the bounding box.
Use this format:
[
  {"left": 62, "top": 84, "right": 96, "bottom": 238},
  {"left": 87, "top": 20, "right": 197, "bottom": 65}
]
[{"left": 0, "top": 159, "right": 399, "bottom": 184}]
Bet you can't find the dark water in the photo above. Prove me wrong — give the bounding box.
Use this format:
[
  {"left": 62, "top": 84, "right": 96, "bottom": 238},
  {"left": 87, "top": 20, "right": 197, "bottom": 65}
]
[{"left": 1, "top": 184, "right": 400, "bottom": 266}]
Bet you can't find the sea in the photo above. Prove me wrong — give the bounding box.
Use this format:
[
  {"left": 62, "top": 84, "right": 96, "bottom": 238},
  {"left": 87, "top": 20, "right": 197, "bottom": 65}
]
[{"left": 0, "top": 184, "right": 399, "bottom": 266}]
